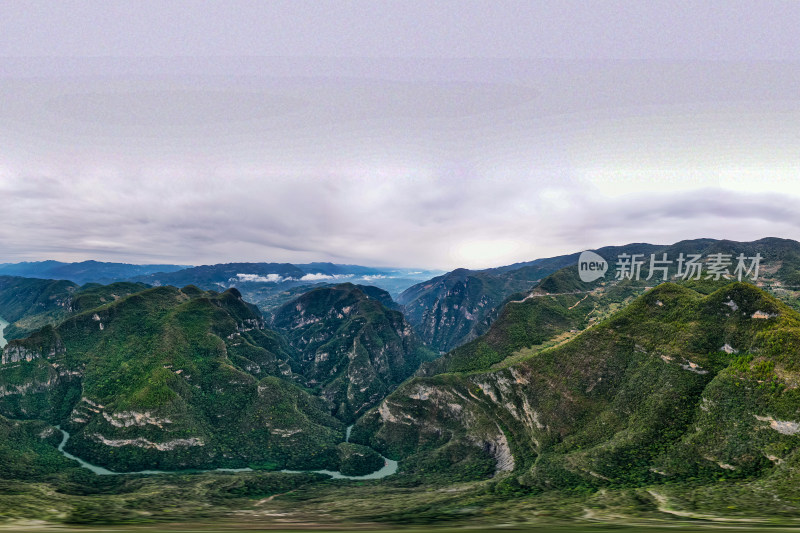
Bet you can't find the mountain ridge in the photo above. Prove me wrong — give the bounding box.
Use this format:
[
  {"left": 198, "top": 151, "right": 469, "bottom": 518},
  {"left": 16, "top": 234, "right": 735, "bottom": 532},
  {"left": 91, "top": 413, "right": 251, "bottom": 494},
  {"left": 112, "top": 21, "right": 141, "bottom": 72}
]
[
  {"left": 0, "top": 284, "right": 349, "bottom": 472},
  {"left": 355, "top": 280, "right": 800, "bottom": 494},
  {"left": 271, "top": 283, "right": 435, "bottom": 423}
]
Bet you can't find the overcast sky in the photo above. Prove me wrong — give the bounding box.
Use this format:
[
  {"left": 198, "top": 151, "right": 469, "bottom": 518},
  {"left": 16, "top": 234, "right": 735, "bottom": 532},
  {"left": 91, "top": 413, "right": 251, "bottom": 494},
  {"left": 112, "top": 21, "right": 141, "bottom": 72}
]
[{"left": 1, "top": 1, "right": 800, "bottom": 269}]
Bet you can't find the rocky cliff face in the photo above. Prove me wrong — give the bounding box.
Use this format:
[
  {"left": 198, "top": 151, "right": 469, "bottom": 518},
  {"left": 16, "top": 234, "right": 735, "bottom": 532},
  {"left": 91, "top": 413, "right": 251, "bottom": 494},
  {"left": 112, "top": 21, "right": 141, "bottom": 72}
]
[
  {"left": 272, "top": 283, "right": 435, "bottom": 423},
  {"left": 398, "top": 269, "right": 534, "bottom": 354},
  {"left": 356, "top": 282, "right": 800, "bottom": 489},
  {"left": 398, "top": 237, "right": 800, "bottom": 356},
  {"left": 0, "top": 285, "right": 347, "bottom": 472},
  {"left": 396, "top": 253, "right": 605, "bottom": 354}
]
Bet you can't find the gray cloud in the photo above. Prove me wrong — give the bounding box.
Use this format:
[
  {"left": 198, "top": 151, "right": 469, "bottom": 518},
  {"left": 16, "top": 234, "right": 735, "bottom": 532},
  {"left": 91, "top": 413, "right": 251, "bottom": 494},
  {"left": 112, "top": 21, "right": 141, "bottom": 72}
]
[
  {"left": 2, "top": 5, "right": 800, "bottom": 268},
  {"left": 2, "top": 1, "right": 800, "bottom": 60}
]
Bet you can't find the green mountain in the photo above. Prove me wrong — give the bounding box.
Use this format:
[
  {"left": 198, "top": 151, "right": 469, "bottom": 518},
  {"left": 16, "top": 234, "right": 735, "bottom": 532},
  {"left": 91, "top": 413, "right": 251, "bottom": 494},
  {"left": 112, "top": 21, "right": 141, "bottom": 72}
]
[
  {"left": 420, "top": 258, "right": 736, "bottom": 378},
  {"left": 0, "top": 285, "right": 347, "bottom": 472},
  {"left": 397, "top": 268, "right": 538, "bottom": 354},
  {"left": 0, "top": 276, "right": 78, "bottom": 330},
  {"left": 416, "top": 281, "right": 615, "bottom": 376},
  {"left": 354, "top": 281, "right": 800, "bottom": 494},
  {"left": 0, "top": 414, "right": 79, "bottom": 481},
  {"left": 272, "top": 283, "right": 435, "bottom": 423},
  {"left": 397, "top": 244, "right": 661, "bottom": 353},
  {"left": 400, "top": 237, "right": 800, "bottom": 356},
  {"left": 3, "top": 239, "right": 800, "bottom": 527},
  {"left": 0, "top": 277, "right": 149, "bottom": 341}
]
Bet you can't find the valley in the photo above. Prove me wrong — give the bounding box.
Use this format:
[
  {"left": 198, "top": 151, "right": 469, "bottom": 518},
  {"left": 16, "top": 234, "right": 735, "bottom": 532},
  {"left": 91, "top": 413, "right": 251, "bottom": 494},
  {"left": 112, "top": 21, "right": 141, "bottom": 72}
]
[
  {"left": 2, "top": 238, "right": 800, "bottom": 529},
  {"left": 53, "top": 424, "right": 398, "bottom": 480}
]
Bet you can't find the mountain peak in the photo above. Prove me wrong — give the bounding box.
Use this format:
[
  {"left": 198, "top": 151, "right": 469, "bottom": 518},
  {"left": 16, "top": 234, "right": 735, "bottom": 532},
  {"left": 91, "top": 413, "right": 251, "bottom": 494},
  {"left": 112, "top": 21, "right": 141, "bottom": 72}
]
[{"left": 272, "top": 283, "right": 433, "bottom": 423}]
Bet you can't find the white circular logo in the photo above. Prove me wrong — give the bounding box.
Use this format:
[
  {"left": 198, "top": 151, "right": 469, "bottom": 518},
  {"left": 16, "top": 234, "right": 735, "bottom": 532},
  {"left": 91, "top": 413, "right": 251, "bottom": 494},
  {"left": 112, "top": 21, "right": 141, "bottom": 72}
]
[{"left": 578, "top": 251, "right": 608, "bottom": 282}]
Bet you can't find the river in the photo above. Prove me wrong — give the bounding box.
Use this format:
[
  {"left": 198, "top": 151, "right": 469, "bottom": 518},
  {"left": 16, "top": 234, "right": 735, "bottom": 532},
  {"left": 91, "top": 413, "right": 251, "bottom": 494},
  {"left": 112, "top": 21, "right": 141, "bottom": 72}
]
[{"left": 55, "top": 424, "right": 397, "bottom": 480}]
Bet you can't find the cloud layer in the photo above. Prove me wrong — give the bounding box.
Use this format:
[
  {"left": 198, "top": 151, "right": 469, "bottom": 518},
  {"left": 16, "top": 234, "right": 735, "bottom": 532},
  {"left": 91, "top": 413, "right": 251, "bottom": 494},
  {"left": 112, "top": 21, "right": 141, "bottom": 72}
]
[{"left": 2, "top": 4, "right": 800, "bottom": 269}]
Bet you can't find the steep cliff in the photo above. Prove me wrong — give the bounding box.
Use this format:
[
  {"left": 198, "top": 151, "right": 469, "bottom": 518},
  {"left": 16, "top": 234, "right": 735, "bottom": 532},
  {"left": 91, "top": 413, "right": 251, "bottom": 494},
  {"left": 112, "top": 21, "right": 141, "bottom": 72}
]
[
  {"left": 272, "top": 283, "right": 435, "bottom": 422},
  {"left": 0, "top": 285, "right": 345, "bottom": 472},
  {"left": 358, "top": 282, "right": 800, "bottom": 491}
]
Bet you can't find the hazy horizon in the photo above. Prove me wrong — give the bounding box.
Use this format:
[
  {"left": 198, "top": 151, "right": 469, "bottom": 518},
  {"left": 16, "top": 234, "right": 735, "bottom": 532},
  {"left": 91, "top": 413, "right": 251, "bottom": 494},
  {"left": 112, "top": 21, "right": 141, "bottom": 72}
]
[{"left": 0, "top": 234, "right": 793, "bottom": 273}]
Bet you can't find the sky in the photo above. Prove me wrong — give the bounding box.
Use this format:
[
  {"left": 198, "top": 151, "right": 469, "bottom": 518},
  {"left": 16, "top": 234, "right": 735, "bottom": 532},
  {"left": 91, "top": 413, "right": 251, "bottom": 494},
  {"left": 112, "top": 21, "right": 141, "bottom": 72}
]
[{"left": 1, "top": 1, "right": 800, "bottom": 269}]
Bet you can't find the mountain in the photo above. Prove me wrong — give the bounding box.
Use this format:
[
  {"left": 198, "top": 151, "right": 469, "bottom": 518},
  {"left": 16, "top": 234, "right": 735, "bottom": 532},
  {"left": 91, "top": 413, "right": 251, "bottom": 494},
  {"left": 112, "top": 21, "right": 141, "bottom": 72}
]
[
  {"left": 129, "top": 262, "right": 442, "bottom": 313},
  {"left": 354, "top": 281, "right": 800, "bottom": 493},
  {"left": 271, "top": 283, "right": 435, "bottom": 422},
  {"left": 367, "top": 239, "right": 800, "bottom": 481},
  {"left": 0, "top": 277, "right": 149, "bottom": 341},
  {"left": 4, "top": 238, "right": 800, "bottom": 526},
  {"left": 397, "top": 269, "right": 534, "bottom": 354},
  {"left": 398, "top": 243, "right": 660, "bottom": 353},
  {"left": 127, "top": 262, "right": 306, "bottom": 288},
  {"left": 0, "top": 284, "right": 351, "bottom": 472},
  {"left": 0, "top": 414, "right": 79, "bottom": 481},
  {"left": 398, "top": 237, "right": 800, "bottom": 354},
  {"left": 415, "top": 252, "right": 751, "bottom": 378},
  {"left": 416, "top": 283, "right": 607, "bottom": 376},
  {"left": 0, "top": 261, "right": 187, "bottom": 285},
  {"left": 0, "top": 276, "right": 77, "bottom": 329}
]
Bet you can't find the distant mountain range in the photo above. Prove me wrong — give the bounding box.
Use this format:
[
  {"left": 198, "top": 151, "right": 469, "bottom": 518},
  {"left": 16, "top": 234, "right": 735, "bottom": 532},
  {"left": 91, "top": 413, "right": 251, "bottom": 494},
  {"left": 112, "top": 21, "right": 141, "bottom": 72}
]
[
  {"left": 0, "top": 260, "right": 442, "bottom": 304},
  {"left": 0, "top": 260, "right": 188, "bottom": 285}
]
